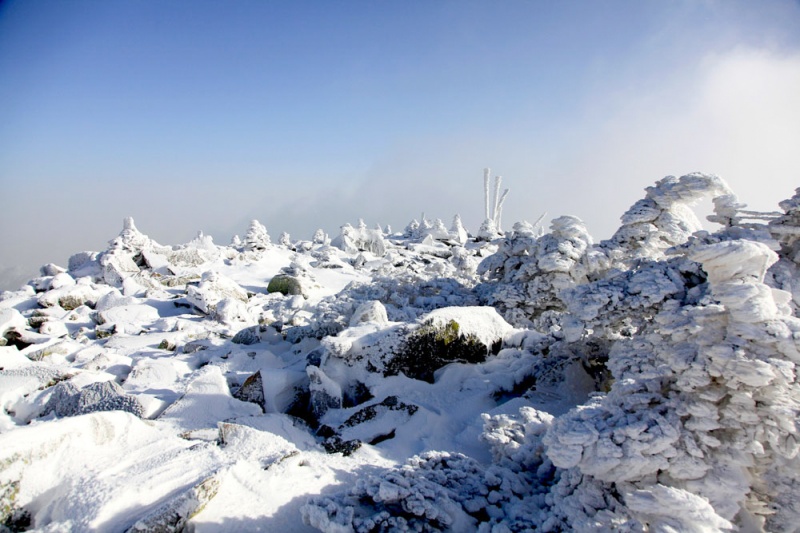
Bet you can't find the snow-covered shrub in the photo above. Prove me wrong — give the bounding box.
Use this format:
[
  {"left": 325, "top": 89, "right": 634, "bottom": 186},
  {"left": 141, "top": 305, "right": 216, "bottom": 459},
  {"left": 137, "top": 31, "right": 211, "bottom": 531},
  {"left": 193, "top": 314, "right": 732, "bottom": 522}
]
[{"left": 385, "top": 307, "right": 510, "bottom": 383}]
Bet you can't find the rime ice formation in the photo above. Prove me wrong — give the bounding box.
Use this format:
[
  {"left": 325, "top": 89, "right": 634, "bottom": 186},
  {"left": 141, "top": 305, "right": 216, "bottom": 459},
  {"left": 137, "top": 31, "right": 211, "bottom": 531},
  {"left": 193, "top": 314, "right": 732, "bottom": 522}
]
[
  {"left": 243, "top": 219, "right": 271, "bottom": 252},
  {"left": 1, "top": 171, "right": 799, "bottom": 531}
]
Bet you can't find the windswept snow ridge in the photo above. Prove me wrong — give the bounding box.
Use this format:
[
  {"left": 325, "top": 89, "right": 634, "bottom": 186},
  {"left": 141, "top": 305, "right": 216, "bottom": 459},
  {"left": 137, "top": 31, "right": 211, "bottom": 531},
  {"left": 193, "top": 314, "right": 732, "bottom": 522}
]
[{"left": 1, "top": 172, "right": 799, "bottom": 532}]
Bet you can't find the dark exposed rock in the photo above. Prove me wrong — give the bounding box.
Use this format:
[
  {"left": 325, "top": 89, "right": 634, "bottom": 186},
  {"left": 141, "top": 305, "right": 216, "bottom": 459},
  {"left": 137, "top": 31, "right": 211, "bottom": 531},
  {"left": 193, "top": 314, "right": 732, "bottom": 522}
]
[
  {"left": 322, "top": 436, "right": 362, "bottom": 456},
  {"left": 343, "top": 395, "right": 418, "bottom": 428},
  {"left": 231, "top": 326, "right": 260, "bottom": 345},
  {"left": 307, "top": 366, "right": 341, "bottom": 420},
  {"left": 343, "top": 381, "right": 373, "bottom": 408},
  {"left": 233, "top": 370, "right": 265, "bottom": 411}
]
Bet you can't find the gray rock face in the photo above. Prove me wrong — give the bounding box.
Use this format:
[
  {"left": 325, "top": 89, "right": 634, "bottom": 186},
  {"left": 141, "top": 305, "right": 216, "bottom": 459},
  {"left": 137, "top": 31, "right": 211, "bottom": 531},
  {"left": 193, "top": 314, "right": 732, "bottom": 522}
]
[
  {"left": 42, "top": 380, "right": 145, "bottom": 418},
  {"left": 233, "top": 370, "right": 265, "bottom": 411}
]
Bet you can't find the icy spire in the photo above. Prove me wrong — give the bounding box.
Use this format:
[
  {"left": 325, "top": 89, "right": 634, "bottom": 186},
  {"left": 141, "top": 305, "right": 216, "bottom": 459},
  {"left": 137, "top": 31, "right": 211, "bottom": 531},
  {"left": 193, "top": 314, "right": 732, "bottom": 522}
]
[
  {"left": 479, "top": 168, "right": 511, "bottom": 235},
  {"left": 450, "top": 214, "right": 468, "bottom": 244},
  {"left": 484, "top": 168, "right": 491, "bottom": 221}
]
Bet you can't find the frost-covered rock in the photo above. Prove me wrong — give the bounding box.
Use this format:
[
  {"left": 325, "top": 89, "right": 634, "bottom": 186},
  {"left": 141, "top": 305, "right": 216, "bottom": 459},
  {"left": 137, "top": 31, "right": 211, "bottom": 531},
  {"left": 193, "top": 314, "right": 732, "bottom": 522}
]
[
  {"left": 41, "top": 380, "right": 145, "bottom": 418},
  {"left": 477, "top": 218, "right": 499, "bottom": 241},
  {"left": 231, "top": 325, "right": 260, "bottom": 345},
  {"left": 100, "top": 250, "right": 141, "bottom": 288},
  {"left": 313, "top": 228, "right": 330, "bottom": 245},
  {"left": 302, "top": 451, "right": 514, "bottom": 532}
]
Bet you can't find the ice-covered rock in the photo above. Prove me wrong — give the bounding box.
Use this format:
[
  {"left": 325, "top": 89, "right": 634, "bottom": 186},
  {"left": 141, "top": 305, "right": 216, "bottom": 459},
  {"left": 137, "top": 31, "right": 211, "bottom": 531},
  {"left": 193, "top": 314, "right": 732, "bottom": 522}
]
[{"left": 450, "top": 214, "right": 469, "bottom": 245}]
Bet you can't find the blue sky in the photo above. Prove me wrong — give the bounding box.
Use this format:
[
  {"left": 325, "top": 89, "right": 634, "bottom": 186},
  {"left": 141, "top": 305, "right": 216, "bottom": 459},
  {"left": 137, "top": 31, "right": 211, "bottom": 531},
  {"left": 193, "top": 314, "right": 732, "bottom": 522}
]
[{"left": 2, "top": 0, "right": 800, "bottom": 288}]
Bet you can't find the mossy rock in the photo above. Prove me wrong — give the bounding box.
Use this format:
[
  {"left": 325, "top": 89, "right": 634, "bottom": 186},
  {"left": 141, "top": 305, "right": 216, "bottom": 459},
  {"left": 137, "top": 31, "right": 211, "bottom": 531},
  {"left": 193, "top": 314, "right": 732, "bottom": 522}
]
[
  {"left": 267, "top": 275, "right": 304, "bottom": 297},
  {"left": 386, "top": 320, "right": 496, "bottom": 383}
]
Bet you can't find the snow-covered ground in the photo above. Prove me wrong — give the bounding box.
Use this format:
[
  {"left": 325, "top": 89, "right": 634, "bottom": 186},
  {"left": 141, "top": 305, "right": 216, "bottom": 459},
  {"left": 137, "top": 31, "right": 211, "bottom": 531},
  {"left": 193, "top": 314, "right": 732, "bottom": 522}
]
[{"left": 2, "top": 174, "right": 799, "bottom": 532}]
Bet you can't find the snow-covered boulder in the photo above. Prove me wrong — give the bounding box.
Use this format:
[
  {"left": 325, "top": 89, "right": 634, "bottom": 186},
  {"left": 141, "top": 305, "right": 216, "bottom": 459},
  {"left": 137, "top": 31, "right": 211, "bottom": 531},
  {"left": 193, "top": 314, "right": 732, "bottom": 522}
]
[
  {"left": 96, "top": 304, "right": 160, "bottom": 335},
  {"left": 158, "top": 365, "right": 262, "bottom": 431},
  {"left": 331, "top": 223, "right": 387, "bottom": 257},
  {"left": 349, "top": 300, "right": 388, "bottom": 327},
  {"left": 186, "top": 271, "right": 249, "bottom": 315},
  {"left": 37, "top": 281, "right": 102, "bottom": 311},
  {"left": 421, "top": 306, "right": 512, "bottom": 349}
]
